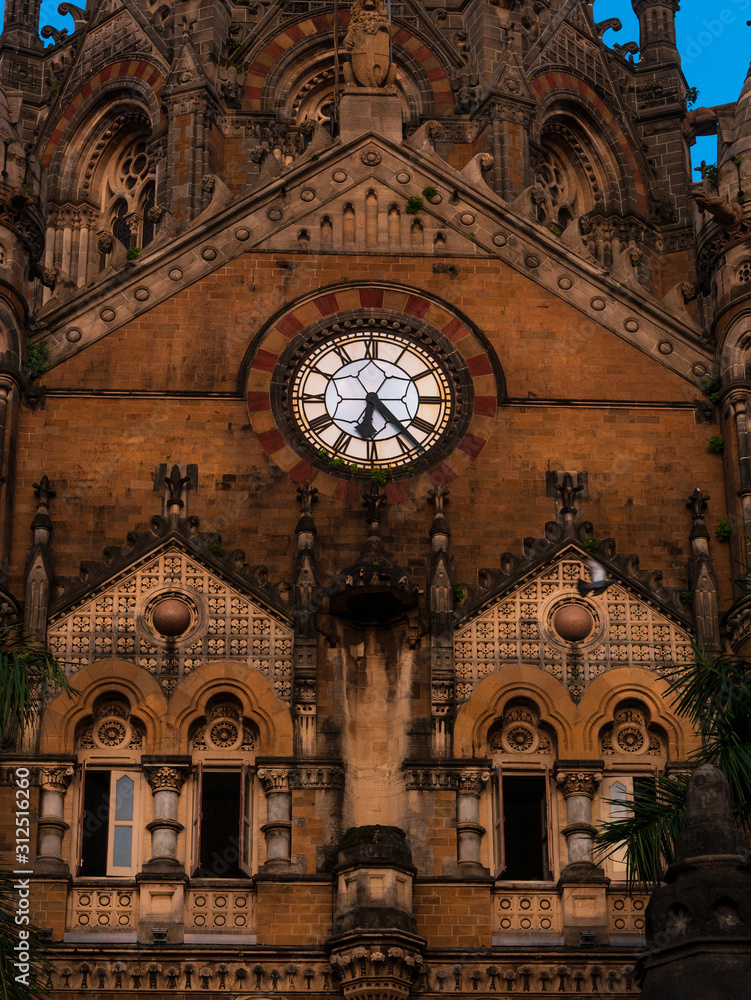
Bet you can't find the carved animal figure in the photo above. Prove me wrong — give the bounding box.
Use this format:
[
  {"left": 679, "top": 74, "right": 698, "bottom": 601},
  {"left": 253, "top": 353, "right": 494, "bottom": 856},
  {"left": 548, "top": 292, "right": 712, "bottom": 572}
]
[
  {"left": 343, "top": 0, "right": 396, "bottom": 89},
  {"left": 682, "top": 107, "right": 719, "bottom": 139},
  {"left": 297, "top": 118, "right": 335, "bottom": 165},
  {"left": 693, "top": 190, "right": 744, "bottom": 232}
]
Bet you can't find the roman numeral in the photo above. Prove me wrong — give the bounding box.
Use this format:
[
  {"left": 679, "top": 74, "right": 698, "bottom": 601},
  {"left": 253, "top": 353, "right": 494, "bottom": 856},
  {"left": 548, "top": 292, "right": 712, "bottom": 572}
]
[
  {"left": 302, "top": 392, "right": 326, "bottom": 403},
  {"left": 364, "top": 338, "right": 379, "bottom": 359},
  {"left": 309, "top": 412, "right": 334, "bottom": 433},
  {"left": 367, "top": 439, "right": 378, "bottom": 463},
  {"left": 411, "top": 416, "right": 434, "bottom": 436},
  {"left": 333, "top": 430, "right": 352, "bottom": 453},
  {"left": 333, "top": 344, "right": 352, "bottom": 364},
  {"left": 419, "top": 395, "right": 442, "bottom": 405}
]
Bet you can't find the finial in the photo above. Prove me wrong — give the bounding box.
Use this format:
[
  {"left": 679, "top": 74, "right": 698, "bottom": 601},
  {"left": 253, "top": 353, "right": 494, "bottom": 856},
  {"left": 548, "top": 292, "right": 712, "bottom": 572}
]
[
  {"left": 164, "top": 464, "right": 190, "bottom": 514},
  {"left": 686, "top": 487, "right": 710, "bottom": 542},
  {"left": 556, "top": 472, "right": 583, "bottom": 514},
  {"left": 428, "top": 482, "right": 449, "bottom": 514},
  {"left": 295, "top": 481, "right": 318, "bottom": 544},
  {"left": 33, "top": 475, "right": 55, "bottom": 506},
  {"left": 362, "top": 483, "right": 387, "bottom": 524},
  {"left": 428, "top": 483, "right": 451, "bottom": 545}
]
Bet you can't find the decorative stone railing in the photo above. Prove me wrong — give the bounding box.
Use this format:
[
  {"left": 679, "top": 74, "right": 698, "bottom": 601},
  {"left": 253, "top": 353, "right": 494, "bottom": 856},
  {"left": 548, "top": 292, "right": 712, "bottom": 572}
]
[
  {"left": 608, "top": 891, "right": 648, "bottom": 936},
  {"left": 185, "top": 886, "right": 256, "bottom": 932},
  {"left": 493, "top": 887, "right": 562, "bottom": 935},
  {"left": 69, "top": 883, "right": 138, "bottom": 931}
]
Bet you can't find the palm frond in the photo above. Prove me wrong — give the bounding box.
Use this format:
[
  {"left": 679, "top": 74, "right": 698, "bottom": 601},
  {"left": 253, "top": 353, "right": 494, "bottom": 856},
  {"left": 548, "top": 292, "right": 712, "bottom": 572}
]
[
  {"left": 0, "top": 871, "right": 51, "bottom": 1000},
  {"left": 594, "top": 774, "right": 690, "bottom": 891},
  {"left": 0, "top": 624, "right": 77, "bottom": 747}
]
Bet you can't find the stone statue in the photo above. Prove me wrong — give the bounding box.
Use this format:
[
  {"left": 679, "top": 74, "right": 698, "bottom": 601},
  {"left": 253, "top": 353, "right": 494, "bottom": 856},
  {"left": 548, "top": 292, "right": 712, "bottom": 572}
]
[
  {"left": 693, "top": 189, "right": 744, "bottom": 233},
  {"left": 343, "top": 0, "right": 396, "bottom": 89}
]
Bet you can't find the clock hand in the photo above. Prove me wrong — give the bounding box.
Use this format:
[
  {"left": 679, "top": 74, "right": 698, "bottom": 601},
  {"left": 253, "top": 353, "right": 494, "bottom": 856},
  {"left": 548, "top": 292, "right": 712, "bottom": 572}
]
[
  {"left": 366, "top": 392, "right": 424, "bottom": 452},
  {"left": 356, "top": 396, "right": 377, "bottom": 438}
]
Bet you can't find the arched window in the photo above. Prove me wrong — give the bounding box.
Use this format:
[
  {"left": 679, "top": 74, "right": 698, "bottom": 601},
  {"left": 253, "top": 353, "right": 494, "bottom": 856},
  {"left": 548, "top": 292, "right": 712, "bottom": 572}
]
[{"left": 111, "top": 199, "right": 131, "bottom": 250}]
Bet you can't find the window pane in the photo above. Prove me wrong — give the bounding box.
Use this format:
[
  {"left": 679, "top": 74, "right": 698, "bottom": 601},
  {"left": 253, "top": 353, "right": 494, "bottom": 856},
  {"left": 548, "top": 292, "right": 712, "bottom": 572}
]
[
  {"left": 114, "top": 775, "right": 134, "bottom": 821},
  {"left": 112, "top": 825, "right": 132, "bottom": 868}
]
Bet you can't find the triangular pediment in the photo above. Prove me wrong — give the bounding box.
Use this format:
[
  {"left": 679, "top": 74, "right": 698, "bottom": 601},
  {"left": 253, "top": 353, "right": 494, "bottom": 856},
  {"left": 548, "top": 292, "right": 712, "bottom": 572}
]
[
  {"left": 48, "top": 535, "right": 294, "bottom": 697},
  {"left": 34, "top": 130, "right": 714, "bottom": 385},
  {"left": 454, "top": 540, "right": 694, "bottom": 704}
]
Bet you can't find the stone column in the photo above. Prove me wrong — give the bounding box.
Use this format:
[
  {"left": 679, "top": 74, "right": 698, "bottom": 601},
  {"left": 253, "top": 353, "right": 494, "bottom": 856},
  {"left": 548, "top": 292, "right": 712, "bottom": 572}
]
[
  {"left": 556, "top": 767, "right": 609, "bottom": 947},
  {"left": 456, "top": 769, "right": 490, "bottom": 870},
  {"left": 143, "top": 766, "right": 187, "bottom": 872},
  {"left": 556, "top": 769, "right": 602, "bottom": 872},
  {"left": 257, "top": 768, "right": 292, "bottom": 868},
  {"left": 36, "top": 766, "right": 74, "bottom": 873}
]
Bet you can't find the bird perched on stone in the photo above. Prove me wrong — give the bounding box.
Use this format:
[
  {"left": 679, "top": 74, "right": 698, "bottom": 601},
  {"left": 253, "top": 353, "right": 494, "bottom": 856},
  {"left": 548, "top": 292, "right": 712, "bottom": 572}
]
[{"left": 577, "top": 558, "right": 614, "bottom": 598}]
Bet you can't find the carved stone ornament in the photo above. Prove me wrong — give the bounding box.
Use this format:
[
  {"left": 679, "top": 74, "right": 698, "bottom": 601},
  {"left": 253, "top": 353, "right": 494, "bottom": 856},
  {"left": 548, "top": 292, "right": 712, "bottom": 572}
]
[
  {"left": 489, "top": 705, "right": 553, "bottom": 755},
  {"left": 555, "top": 771, "right": 602, "bottom": 799},
  {"left": 257, "top": 768, "right": 293, "bottom": 793},
  {"left": 39, "top": 765, "right": 75, "bottom": 791},
  {"left": 456, "top": 769, "right": 491, "bottom": 795},
  {"left": 342, "top": 0, "right": 397, "bottom": 89},
  {"left": 147, "top": 767, "right": 188, "bottom": 793},
  {"left": 329, "top": 943, "right": 423, "bottom": 1000},
  {"left": 601, "top": 706, "right": 664, "bottom": 757}
]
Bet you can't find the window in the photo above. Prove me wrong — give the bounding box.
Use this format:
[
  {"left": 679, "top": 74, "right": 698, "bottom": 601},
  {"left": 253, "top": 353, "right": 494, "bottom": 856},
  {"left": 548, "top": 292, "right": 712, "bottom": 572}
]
[
  {"left": 78, "top": 768, "right": 140, "bottom": 876},
  {"left": 492, "top": 772, "right": 551, "bottom": 880},
  {"left": 191, "top": 765, "right": 253, "bottom": 879},
  {"left": 601, "top": 775, "right": 657, "bottom": 880}
]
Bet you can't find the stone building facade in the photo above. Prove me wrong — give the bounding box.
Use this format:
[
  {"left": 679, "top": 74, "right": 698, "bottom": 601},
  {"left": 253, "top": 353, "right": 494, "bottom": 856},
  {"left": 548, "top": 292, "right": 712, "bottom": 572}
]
[{"left": 0, "top": 0, "right": 748, "bottom": 996}]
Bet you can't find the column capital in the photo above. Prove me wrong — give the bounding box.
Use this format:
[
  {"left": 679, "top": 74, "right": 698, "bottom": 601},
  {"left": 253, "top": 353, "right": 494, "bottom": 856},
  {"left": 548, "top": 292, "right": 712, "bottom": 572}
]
[
  {"left": 39, "top": 765, "right": 75, "bottom": 791},
  {"left": 146, "top": 766, "right": 187, "bottom": 793},
  {"left": 456, "top": 769, "right": 491, "bottom": 795},
  {"left": 257, "top": 767, "right": 293, "bottom": 794},
  {"left": 555, "top": 770, "right": 602, "bottom": 799}
]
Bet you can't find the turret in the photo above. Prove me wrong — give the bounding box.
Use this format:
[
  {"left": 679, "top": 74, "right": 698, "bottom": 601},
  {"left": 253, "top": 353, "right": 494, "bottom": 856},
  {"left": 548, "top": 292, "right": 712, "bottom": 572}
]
[{"left": 632, "top": 0, "right": 680, "bottom": 65}]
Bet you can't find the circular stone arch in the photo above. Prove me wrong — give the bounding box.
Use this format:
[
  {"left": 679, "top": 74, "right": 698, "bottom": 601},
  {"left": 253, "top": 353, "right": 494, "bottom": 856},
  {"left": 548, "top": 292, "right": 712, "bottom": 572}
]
[{"left": 242, "top": 281, "right": 505, "bottom": 499}]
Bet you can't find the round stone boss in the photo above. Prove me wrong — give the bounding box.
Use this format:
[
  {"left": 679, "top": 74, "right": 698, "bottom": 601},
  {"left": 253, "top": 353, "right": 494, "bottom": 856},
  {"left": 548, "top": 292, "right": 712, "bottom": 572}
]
[{"left": 245, "top": 284, "right": 503, "bottom": 499}]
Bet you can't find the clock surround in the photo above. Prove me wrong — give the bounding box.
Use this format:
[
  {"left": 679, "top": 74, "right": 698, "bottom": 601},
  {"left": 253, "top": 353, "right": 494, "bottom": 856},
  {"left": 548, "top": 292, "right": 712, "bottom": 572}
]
[
  {"left": 245, "top": 283, "right": 502, "bottom": 499},
  {"left": 270, "top": 312, "right": 474, "bottom": 480}
]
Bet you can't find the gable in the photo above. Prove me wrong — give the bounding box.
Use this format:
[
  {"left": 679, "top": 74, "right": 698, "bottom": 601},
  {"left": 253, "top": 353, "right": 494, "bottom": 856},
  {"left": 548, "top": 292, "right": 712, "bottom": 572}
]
[
  {"left": 34, "top": 133, "right": 714, "bottom": 386},
  {"left": 455, "top": 547, "right": 693, "bottom": 704},
  {"left": 47, "top": 544, "right": 294, "bottom": 698}
]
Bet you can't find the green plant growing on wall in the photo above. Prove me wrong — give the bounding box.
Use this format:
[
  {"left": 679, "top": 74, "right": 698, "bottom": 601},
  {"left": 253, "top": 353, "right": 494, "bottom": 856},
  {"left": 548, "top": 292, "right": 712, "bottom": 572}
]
[
  {"left": 405, "top": 195, "right": 423, "bottom": 215},
  {"left": 704, "top": 163, "right": 720, "bottom": 190},
  {"left": 25, "top": 339, "right": 48, "bottom": 381},
  {"left": 422, "top": 185, "right": 437, "bottom": 200},
  {"left": 685, "top": 86, "right": 700, "bottom": 109},
  {"left": 371, "top": 468, "right": 388, "bottom": 486},
  {"left": 716, "top": 518, "right": 732, "bottom": 541},
  {"left": 126, "top": 247, "right": 141, "bottom": 261},
  {"left": 329, "top": 457, "right": 346, "bottom": 470},
  {"left": 680, "top": 590, "right": 694, "bottom": 607},
  {"left": 210, "top": 539, "right": 225, "bottom": 556},
  {"left": 700, "top": 375, "right": 721, "bottom": 405},
  {"left": 709, "top": 435, "right": 725, "bottom": 454},
  {"left": 583, "top": 537, "right": 601, "bottom": 554},
  {"left": 452, "top": 585, "right": 465, "bottom": 603}
]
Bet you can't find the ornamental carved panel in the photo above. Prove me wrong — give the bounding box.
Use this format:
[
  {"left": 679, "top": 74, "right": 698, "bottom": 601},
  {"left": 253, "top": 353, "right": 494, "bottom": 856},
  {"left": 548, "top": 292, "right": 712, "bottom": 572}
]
[
  {"left": 48, "top": 546, "right": 294, "bottom": 697},
  {"left": 455, "top": 554, "right": 693, "bottom": 702}
]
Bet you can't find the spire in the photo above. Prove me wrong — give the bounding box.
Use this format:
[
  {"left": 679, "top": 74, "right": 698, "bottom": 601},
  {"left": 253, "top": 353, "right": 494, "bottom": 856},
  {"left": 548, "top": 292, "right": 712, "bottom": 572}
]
[
  {"left": 685, "top": 488, "right": 720, "bottom": 653},
  {"left": 24, "top": 476, "right": 55, "bottom": 638},
  {"left": 631, "top": 0, "right": 680, "bottom": 65}
]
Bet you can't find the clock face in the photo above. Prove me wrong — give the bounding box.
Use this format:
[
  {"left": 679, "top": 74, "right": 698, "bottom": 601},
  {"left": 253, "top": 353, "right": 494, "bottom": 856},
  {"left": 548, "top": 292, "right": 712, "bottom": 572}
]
[{"left": 274, "top": 324, "right": 472, "bottom": 477}]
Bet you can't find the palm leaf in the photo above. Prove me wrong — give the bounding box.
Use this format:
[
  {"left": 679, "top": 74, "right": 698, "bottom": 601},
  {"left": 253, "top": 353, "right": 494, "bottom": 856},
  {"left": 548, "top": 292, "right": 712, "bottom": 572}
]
[
  {"left": 0, "top": 871, "right": 51, "bottom": 1000},
  {"left": 0, "top": 625, "right": 77, "bottom": 747},
  {"left": 594, "top": 774, "right": 690, "bottom": 890}
]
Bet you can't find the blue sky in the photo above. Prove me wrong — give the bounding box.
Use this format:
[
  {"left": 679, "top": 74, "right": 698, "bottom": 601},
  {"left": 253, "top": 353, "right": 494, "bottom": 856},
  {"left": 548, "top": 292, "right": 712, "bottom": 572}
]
[{"left": 10, "top": 0, "right": 750, "bottom": 167}]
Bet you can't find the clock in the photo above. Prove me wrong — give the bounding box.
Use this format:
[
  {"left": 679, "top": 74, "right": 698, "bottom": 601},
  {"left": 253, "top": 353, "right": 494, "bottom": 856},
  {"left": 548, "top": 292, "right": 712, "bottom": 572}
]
[{"left": 271, "top": 318, "right": 474, "bottom": 479}]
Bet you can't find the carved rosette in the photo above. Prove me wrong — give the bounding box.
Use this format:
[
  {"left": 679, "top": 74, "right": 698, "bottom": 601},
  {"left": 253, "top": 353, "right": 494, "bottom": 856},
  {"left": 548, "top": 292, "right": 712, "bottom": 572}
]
[
  {"left": 39, "top": 765, "right": 74, "bottom": 792},
  {"left": 329, "top": 944, "right": 423, "bottom": 1000},
  {"left": 147, "top": 767, "right": 188, "bottom": 794},
  {"left": 555, "top": 771, "right": 602, "bottom": 799},
  {"left": 488, "top": 704, "right": 554, "bottom": 756}
]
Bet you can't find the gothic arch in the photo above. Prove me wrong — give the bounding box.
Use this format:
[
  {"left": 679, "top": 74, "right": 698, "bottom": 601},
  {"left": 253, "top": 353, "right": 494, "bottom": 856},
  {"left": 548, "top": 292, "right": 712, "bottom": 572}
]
[
  {"left": 169, "top": 660, "right": 294, "bottom": 757},
  {"left": 242, "top": 13, "right": 454, "bottom": 117},
  {"left": 531, "top": 79, "right": 647, "bottom": 217},
  {"left": 39, "top": 659, "right": 166, "bottom": 752},
  {"left": 453, "top": 666, "right": 576, "bottom": 758},
  {"left": 576, "top": 667, "right": 697, "bottom": 759}
]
